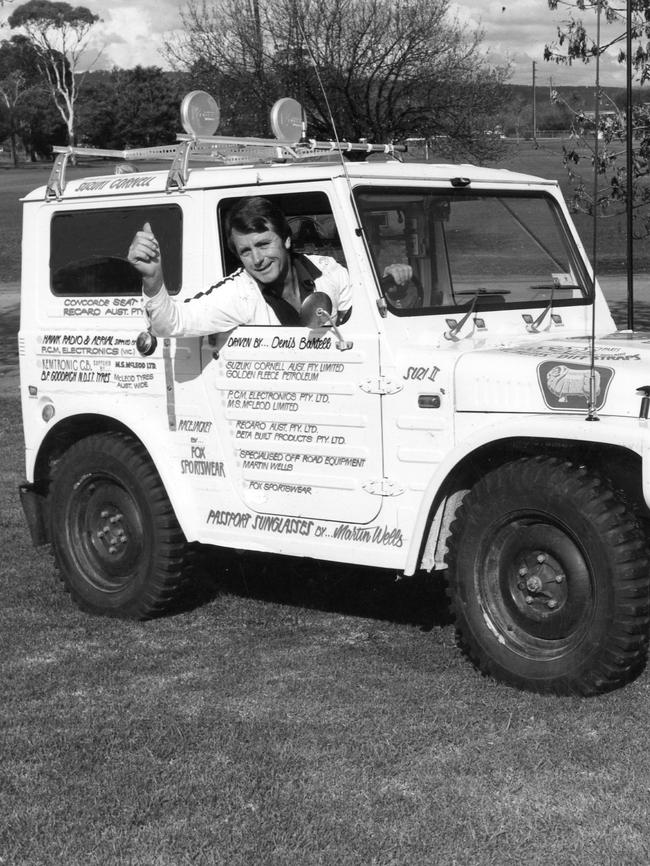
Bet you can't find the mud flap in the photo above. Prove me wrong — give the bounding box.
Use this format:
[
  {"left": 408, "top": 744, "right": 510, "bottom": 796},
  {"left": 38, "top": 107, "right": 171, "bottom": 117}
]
[{"left": 19, "top": 483, "right": 49, "bottom": 547}]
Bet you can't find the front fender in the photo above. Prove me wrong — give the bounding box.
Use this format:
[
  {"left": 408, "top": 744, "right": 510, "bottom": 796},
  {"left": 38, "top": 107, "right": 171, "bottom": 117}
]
[
  {"left": 27, "top": 403, "right": 203, "bottom": 544},
  {"left": 403, "top": 411, "right": 650, "bottom": 575}
]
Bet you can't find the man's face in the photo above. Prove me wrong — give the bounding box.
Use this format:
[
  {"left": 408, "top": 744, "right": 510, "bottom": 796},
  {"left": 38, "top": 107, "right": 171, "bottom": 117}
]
[{"left": 230, "top": 228, "right": 291, "bottom": 286}]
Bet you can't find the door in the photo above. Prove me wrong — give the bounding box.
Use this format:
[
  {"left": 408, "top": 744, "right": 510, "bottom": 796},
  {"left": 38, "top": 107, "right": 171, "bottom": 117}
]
[{"left": 201, "top": 188, "right": 385, "bottom": 524}]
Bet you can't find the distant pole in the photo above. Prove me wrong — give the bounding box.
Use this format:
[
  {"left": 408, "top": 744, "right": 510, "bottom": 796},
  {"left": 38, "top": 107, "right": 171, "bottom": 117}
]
[
  {"left": 626, "top": 0, "right": 634, "bottom": 330},
  {"left": 532, "top": 61, "right": 537, "bottom": 142}
]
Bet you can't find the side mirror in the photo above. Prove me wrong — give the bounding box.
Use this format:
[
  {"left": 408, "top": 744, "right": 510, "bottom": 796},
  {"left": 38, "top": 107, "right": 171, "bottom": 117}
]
[
  {"left": 300, "top": 292, "right": 353, "bottom": 351},
  {"left": 300, "top": 291, "right": 333, "bottom": 328},
  {"left": 136, "top": 329, "right": 157, "bottom": 356}
]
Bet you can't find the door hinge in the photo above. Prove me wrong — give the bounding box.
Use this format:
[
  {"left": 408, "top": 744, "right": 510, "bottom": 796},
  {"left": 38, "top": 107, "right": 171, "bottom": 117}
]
[
  {"left": 359, "top": 376, "right": 403, "bottom": 395},
  {"left": 362, "top": 478, "right": 405, "bottom": 496}
]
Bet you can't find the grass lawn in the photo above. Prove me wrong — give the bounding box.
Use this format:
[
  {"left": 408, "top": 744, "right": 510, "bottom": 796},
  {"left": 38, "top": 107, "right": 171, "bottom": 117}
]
[
  {"left": 4, "top": 393, "right": 650, "bottom": 865},
  {"left": 495, "top": 140, "right": 644, "bottom": 275},
  {"left": 3, "top": 147, "right": 650, "bottom": 865}
]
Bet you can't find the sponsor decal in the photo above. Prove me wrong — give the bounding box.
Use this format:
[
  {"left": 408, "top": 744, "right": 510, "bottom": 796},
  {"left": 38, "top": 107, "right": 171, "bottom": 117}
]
[
  {"left": 537, "top": 361, "right": 614, "bottom": 411},
  {"left": 204, "top": 508, "right": 404, "bottom": 547}
]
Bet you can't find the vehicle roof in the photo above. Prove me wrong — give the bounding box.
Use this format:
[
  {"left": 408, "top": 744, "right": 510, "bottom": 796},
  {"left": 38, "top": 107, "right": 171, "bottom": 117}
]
[{"left": 23, "top": 157, "right": 557, "bottom": 203}]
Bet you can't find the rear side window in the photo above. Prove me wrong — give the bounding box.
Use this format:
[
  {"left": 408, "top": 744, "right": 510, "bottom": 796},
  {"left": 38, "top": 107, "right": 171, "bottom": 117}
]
[{"left": 50, "top": 205, "right": 183, "bottom": 296}]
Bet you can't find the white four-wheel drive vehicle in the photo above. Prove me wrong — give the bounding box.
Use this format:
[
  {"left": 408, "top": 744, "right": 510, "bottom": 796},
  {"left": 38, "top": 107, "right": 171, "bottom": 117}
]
[{"left": 18, "top": 93, "right": 650, "bottom": 695}]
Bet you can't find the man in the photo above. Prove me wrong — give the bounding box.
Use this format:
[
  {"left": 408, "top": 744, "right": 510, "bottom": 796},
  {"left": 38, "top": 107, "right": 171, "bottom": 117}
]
[{"left": 128, "top": 196, "right": 412, "bottom": 336}]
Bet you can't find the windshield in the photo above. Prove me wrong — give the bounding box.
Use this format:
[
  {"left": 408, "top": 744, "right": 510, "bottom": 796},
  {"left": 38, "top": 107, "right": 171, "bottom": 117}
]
[{"left": 354, "top": 187, "right": 591, "bottom": 315}]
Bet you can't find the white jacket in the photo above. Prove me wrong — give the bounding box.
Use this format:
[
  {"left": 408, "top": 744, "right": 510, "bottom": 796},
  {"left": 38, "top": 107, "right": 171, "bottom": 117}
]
[{"left": 144, "top": 253, "right": 351, "bottom": 337}]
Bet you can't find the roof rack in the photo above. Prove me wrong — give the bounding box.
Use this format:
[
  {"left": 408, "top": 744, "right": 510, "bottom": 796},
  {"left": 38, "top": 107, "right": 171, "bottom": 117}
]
[
  {"left": 46, "top": 135, "right": 406, "bottom": 199},
  {"left": 45, "top": 91, "right": 406, "bottom": 200}
]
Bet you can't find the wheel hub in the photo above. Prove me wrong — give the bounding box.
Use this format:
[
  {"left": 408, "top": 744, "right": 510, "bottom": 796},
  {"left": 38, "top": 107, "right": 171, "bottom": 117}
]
[
  {"left": 94, "top": 507, "right": 129, "bottom": 556},
  {"left": 515, "top": 549, "right": 567, "bottom": 614},
  {"left": 69, "top": 476, "right": 144, "bottom": 588}
]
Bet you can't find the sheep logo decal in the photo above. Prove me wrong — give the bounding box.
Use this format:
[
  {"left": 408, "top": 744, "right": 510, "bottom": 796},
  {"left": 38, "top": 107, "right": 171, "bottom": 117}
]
[{"left": 538, "top": 361, "right": 614, "bottom": 411}]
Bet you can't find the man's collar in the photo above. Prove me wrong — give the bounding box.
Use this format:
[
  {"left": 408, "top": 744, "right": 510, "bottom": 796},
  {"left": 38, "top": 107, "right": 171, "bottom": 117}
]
[{"left": 292, "top": 252, "right": 323, "bottom": 293}]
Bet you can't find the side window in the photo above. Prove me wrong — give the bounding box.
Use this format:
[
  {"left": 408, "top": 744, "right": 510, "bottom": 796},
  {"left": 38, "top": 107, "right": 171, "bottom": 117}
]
[
  {"left": 218, "top": 192, "right": 346, "bottom": 275},
  {"left": 50, "top": 205, "right": 183, "bottom": 296}
]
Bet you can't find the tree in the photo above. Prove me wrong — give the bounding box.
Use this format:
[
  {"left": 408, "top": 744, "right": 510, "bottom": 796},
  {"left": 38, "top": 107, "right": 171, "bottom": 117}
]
[
  {"left": 544, "top": 1, "right": 650, "bottom": 237},
  {"left": 112, "top": 67, "right": 187, "bottom": 148},
  {"left": 546, "top": 0, "right": 650, "bottom": 78},
  {"left": 164, "top": 0, "right": 510, "bottom": 160},
  {"left": 76, "top": 67, "right": 188, "bottom": 149},
  {"left": 0, "top": 35, "right": 49, "bottom": 163},
  {"left": 8, "top": 0, "right": 101, "bottom": 146},
  {"left": 0, "top": 37, "right": 36, "bottom": 163}
]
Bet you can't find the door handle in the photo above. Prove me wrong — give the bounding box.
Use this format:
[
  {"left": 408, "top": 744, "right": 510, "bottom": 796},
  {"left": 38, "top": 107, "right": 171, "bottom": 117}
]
[{"left": 418, "top": 394, "right": 441, "bottom": 409}]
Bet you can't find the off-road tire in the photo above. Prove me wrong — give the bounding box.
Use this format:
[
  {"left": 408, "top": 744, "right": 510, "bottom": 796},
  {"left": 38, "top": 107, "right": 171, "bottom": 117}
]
[
  {"left": 446, "top": 456, "right": 650, "bottom": 695},
  {"left": 50, "top": 432, "right": 194, "bottom": 618}
]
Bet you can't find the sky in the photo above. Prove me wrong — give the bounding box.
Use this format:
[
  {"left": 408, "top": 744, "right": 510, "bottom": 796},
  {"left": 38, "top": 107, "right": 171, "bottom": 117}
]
[
  {"left": 450, "top": 1, "right": 629, "bottom": 88},
  {"left": 0, "top": 0, "right": 633, "bottom": 90}
]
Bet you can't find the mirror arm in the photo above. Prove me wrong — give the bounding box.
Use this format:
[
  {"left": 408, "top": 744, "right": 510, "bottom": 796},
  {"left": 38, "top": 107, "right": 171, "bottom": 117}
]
[{"left": 315, "top": 307, "right": 353, "bottom": 351}]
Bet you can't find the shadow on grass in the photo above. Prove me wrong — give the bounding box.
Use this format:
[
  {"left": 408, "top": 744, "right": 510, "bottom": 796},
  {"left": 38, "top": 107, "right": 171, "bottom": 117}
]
[{"left": 181, "top": 546, "right": 453, "bottom": 632}]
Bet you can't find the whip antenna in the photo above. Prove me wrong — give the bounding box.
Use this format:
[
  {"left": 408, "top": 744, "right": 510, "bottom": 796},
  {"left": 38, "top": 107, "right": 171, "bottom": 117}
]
[
  {"left": 296, "top": 18, "right": 353, "bottom": 186},
  {"left": 586, "top": 0, "right": 602, "bottom": 423},
  {"left": 295, "top": 17, "right": 387, "bottom": 305}
]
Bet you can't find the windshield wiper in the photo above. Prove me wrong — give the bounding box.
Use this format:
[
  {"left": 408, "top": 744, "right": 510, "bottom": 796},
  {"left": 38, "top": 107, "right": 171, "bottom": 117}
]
[
  {"left": 444, "top": 289, "right": 510, "bottom": 341},
  {"left": 525, "top": 281, "right": 579, "bottom": 333}
]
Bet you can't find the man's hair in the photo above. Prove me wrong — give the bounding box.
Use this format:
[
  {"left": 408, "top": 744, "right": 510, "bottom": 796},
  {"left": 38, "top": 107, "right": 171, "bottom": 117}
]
[{"left": 225, "top": 197, "right": 292, "bottom": 253}]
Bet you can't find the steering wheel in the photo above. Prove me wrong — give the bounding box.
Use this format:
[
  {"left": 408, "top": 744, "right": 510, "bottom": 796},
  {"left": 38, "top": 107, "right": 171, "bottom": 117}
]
[{"left": 381, "top": 272, "right": 424, "bottom": 310}]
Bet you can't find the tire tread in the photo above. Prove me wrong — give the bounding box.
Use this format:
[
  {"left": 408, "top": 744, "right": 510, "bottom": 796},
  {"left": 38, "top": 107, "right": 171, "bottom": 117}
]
[
  {"left": 50, "top": 431, "right": 196, "bottom": 619},
  {"left": 446, "top": 455, "right": 650, "bottom": 695}
]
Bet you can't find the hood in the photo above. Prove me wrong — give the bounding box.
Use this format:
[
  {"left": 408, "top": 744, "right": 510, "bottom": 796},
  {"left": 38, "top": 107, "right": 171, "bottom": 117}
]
[{"left": 454, "top": 332, "right": 650, "bottom": 417}]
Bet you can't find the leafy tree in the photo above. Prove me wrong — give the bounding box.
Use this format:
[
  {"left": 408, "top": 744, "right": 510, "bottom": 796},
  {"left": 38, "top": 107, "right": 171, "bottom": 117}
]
[
  {"left": 8, "top": 0, "right": 101, "bottom": 145},
  {"left": 77, "top": 67, "right": 188, "bottom": 149},
  {"left": 19, "top": 81, "right": 66, "bottom": 158},
  {"left": 111, "top": 67, "right": 187, "bottom": 148},
  {"left": 164, "top": 0, "right": 510, "bottom": 161},
  {"left": 544, "top": 0, "right": 650, "bottom": 237},
  {"left": 74, "top": 68, "right": 118, "bottom": 146},
  {"left": 0, "top": 36, "right": 42, "bottom": 163},
  {"left": 546, "top": 0, "right": 650, "bottom": 77}
]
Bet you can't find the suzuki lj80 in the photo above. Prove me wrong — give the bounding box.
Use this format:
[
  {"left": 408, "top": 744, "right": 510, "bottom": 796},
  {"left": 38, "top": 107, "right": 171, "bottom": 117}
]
[{"left": 18, "top": 92, "right": 650, "bottom": 695}]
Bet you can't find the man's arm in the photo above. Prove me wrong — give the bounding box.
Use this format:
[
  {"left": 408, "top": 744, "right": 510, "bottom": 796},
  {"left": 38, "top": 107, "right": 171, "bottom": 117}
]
[
  {"left": 127, "top": 222, "right": 163, "bottom": 297},
  {"left": 128, "top": 223, "right": 276, "bottom": 337}
]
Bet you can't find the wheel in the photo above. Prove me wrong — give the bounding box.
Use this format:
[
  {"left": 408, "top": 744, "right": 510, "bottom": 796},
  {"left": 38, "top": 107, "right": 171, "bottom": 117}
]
[
  {"left": 50, "top": 432, "right": 194, "bottom": 618},
  {"left": 445, "top": 456, "right": 650, "bottom": 695}
]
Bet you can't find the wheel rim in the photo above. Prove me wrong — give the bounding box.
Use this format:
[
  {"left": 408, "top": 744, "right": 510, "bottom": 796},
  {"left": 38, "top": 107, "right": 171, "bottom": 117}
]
[
  {"left": 478, "top": 517, "right": 595, "bottom": 659},
  {"left": 65, "top": 472, "right": 146, "bottom": 593}
]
